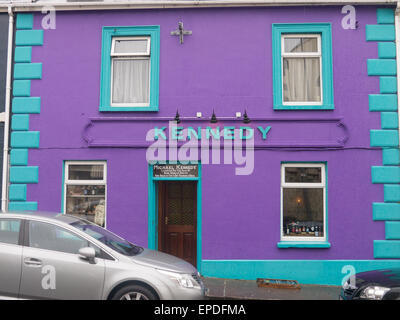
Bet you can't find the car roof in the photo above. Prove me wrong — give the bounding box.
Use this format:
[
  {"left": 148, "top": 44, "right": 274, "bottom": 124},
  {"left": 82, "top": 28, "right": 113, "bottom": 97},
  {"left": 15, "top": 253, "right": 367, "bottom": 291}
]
[{"left": 0, "top": 211, "right": 86, "bottom": 225}]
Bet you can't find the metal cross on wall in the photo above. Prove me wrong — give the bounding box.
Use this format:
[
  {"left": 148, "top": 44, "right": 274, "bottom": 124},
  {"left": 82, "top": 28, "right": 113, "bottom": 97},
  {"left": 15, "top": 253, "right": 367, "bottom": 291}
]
[{"left": 170, "top": 22, "right": 192, "bottom": 44}]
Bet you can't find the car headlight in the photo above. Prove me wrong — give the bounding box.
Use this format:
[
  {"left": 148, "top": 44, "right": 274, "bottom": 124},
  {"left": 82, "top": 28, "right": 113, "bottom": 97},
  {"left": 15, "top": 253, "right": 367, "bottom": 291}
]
[
  {"left": 359, "top": 286, "right": 390, "bottom": 300},
  {"left": 157, "top": 269, "right": 200, "bottom": 289}
]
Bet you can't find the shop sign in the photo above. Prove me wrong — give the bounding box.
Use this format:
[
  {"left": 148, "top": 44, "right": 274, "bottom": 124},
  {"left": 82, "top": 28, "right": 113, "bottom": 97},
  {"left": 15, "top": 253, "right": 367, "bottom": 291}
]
[{"left": 153, "top": 164, "right": 198, "bottom": 178}]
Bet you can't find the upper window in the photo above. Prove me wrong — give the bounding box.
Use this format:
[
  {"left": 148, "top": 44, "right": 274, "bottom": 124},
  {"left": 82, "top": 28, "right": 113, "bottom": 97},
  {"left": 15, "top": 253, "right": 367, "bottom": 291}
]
[
  {"left": 64, "top": 161, "right": 106, "bottom": 227},
  {"left": 0, "top": 219, "right": 21, "bottom": 245},
  {"left": 272, "top": 24, "right": 334, "bottom": 110},
  {"left": 281, "top": 163, "right": 326, "bottom": 242},
  {"left": 100, "top": 26, "right": 160, "bottom": 112}
]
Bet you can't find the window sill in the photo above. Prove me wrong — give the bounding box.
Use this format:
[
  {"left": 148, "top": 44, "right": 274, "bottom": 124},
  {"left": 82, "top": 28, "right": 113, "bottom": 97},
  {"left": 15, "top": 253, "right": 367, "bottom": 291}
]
[
  {"left": 273, "top": 104, "right": 334, "bottom": 111},
  {"left": 99, "top": 106, "right": 159, "bottom": 112},
  {"left": 277, "top": 241, "right": 331, "bottom": 248}
]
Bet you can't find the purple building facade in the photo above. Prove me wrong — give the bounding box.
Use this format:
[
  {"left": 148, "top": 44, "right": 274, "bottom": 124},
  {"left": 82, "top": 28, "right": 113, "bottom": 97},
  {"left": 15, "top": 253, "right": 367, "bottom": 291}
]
[{"left": 6, "top": 3, "right": 400, "bottom": 285}]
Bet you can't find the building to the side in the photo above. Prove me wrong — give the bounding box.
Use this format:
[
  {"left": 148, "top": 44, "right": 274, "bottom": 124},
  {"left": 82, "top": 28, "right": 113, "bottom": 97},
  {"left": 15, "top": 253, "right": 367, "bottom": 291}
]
[
  {"left": 0, "top": 11, "right": 9, "bottom": 211},
  {"left": 1, "top": 0, "right": 400, "bottom": 285}
]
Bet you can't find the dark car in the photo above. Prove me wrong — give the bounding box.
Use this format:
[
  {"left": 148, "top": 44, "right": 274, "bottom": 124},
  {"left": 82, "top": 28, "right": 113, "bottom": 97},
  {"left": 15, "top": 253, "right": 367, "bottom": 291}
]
[{"left": 340, "top": 268, "right": 400, "bottom": 300}]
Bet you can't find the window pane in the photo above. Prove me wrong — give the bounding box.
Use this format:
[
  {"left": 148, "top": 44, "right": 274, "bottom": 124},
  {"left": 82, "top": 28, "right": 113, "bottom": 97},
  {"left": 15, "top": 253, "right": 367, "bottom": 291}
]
[
  {"left": 68, "top": 165, "right": 104, "bottom": 181},
  {"left": 29, "top": 221, "right": 88, "bottom": 254},
  {"left": 0, "top": 219, "right": 20, "bottom": 245},
  {"left": 283, "top": 57, "right": 321, "bottom": 102},
  {"left": 282, "top": 188, "right": 324, "bottom": 238},
  {"left": 112, "top": 58, "right": 150, "bottom": 104},
  {"left": 114, "top": 39, "right": 148, "bottom": 54},
  {"left": 66, "top": 185, "right": 106, "bottom": 227},
  {"left": 284, "top": 37, "right": 318, "bottom": 53},
  {"left": 285, "top": 167, "right": 322, "bottom": 183}
]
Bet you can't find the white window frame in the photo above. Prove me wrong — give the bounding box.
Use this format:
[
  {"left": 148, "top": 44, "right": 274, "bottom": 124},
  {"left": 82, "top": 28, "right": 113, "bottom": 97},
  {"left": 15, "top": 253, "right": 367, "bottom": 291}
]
[
  {"left": 63, "top": 161, "right": 107, "bottom": 228},
  {"left": 281, "top": 34, "right": 323, "bottom": 106},
  {"left": 110, "top": 36, "right": 151, "bottom": 108},
  {"left": 280, "top": 163, "right": 326, "bottom": 242}
]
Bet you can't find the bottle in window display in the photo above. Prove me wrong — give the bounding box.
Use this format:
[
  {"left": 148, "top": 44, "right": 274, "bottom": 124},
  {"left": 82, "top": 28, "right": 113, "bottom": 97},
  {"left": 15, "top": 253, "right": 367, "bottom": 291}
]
[{"left": 315, "top": 226, "right": 319, "bottom": 237}]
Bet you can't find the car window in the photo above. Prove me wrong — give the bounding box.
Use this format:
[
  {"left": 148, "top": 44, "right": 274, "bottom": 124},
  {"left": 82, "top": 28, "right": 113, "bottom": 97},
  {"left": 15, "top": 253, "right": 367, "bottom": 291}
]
[
  {"left": 71, "top": 221, "right": 142, "bottom": 256},
  {"left": 29, "top": 221, "right": 89, "bottom": 255},
  {"left": 0, "top": 219, "right": 21, "bottom": 245}
]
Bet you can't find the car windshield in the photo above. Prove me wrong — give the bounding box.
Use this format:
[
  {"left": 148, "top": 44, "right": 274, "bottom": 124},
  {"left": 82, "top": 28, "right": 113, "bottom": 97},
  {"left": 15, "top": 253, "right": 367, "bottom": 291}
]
[{"left": 70, "top": 221, "right": 143, "bottom": 256}]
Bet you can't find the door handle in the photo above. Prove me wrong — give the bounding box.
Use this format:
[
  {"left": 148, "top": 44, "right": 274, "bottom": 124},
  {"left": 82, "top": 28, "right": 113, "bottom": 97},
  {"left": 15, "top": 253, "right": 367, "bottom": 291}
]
[{"left": 24, "top": 257, "right": 43, "bottom": 267}]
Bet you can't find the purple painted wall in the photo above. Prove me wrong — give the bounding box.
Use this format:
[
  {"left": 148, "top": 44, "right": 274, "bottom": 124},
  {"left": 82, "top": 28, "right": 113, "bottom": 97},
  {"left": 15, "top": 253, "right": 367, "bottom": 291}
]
[{"left": 27, "top": 6, "right": 383, "bottom": 261}]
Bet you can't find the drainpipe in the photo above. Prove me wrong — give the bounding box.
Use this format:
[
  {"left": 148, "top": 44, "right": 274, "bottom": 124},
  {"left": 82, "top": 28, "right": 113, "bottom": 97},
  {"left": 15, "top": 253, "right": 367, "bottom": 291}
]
[
  {"left": 396, "top": 3, "right": 400, "bottom": 148},
  {"left": 1, "top": 5, "right": 14, "bottom": 212}
]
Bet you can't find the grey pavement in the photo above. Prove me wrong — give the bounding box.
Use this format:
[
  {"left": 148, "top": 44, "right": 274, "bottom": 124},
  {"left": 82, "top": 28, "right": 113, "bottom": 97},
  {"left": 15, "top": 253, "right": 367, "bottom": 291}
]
[{"left": 203, "top": 277, "right": 341, "bottom": 300}]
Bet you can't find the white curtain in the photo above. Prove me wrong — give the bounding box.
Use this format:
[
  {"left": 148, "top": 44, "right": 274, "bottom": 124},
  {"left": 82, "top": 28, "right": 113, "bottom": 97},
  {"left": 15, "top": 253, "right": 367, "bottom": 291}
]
[
  {"left": 283, "top": 57, "right": 321, "bottom": 103},
  {"left": 112, "top": 58, "right": 150, "bottom": 104}
]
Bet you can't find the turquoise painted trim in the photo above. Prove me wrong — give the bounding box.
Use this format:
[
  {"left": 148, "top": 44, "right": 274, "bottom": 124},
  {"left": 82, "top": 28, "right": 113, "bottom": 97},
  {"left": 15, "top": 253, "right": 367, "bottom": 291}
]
[
  {"left": 367, "top": 8, "right": 399, "bottom": 262},
  {"left": 61, "top": 161, "right": 65, "bottom": 213},
  {"left": 9, "top": 16, "right": 42, "bottom": 213},
  {"left": 8, "top": 201, "right": 37, "bottom": 211},
  {"left": 277, "top": 242, "right": 331, "bottom": 248},
  {"left": 12, "top": 97, "right": 40, "bottom": 114},
  {"left": 11, "top": 131, "right": 39, "bottom": 148},
  {"left": 14, "top": 63, "right": 42, "bottom": 80},
  {"left": 377, "top": 8, "right": 395, "bottom": 24},
  {"left": 381, "top": 112, "right": 399, "bottom": 129},
  {"left": 99, "top": 26, "right": 160, "bottom": 112},
  {"left": 384, "top": 184, "right": 400, "bottom": 202},
  {"left": 9, "top": 184, "right": 27, "bottom": 201},
  {"left": 271, "top": 23, "right": 334, "bottom": 110},
  {"left": 374, "top": 240, "right": 400, "bottom": 258},
  {"left": 380, "top": 77, "right": 397, "bottom": 93},
  {"left": 369, "top": 94, "right": 398, "bottom": 112},
  {"left": 382, "top": 148, "right": 400, "bottom": 165},
  {"left": 367, "top": 59, "right": 397, "bottom": 76},
  {"left": 148, "top": 163, "right": 202, "bottom": 272},
  {"left": 15, "top": 30, "right": 44, "bottom": 46},
  {"left": 11, "top": 115, "right": 30, "bottom": 131},
  {"left": 373, "top": 202, "right": 400, "bottom": 220},
  {"left": 378, "top": 42, "right": 396, "bottom": 59},
  {"left": 200, "top": 260, "right": 400, "bottom": 285},
  {"left": 370, "top": 129, "right": 399, "bottom": 147},
  {"left": 10, "top": 166, "right": 39, "bottom": 184},
  {"left": 14, "top": 47, "right": 32, "bottom": 63},
  {"left": 371, "top": 166, "right": 400, "bottom": 184},
  {"left": 16, "top": 13, "right": 34, "bottom": 30},
  {"left": 10, "top": 149, "right": 28, "bottom": 166},
  {"left": 13, "top": 80, "right": 31, "bottom": 97},
  {"left": 366, "top": 25, "right": 395, "bottom": 41},
  {"left": 385, "top": 222, "right": 400, "bottom": 240}
]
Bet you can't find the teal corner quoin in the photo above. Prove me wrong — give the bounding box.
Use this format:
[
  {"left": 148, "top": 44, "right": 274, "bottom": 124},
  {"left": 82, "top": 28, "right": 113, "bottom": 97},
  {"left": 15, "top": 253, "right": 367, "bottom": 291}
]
[
  {"left": 99, "top": 25, "right": 160, "bottom": 112},
  {"left": 9, "top": 13, "right": 42, "bottom": 212},
  {"left": 367, "top": 7, "right": 400, "bottom": 259},
  {"left": 271, "top": 23, "right": 334, "bottom": 110}
]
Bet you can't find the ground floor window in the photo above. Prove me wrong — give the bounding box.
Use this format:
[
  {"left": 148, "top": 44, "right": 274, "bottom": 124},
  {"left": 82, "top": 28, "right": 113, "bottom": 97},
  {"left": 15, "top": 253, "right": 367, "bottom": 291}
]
[
  {"left": 281, "top": 163, "right": 326, "bottom": 241},
  {"left": 64, "top": 161, "right": 106, "bottom": 227}
]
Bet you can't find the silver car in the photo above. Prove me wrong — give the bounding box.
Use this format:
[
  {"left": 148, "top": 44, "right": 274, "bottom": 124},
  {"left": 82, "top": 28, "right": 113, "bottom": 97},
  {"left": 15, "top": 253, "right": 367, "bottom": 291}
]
[{"left": 0, "top": 211, "right": 206, "bottom": 300}]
